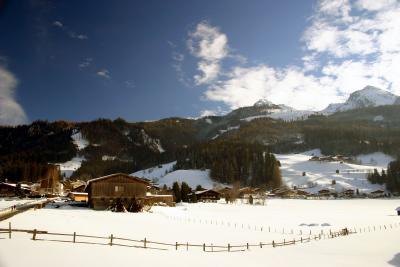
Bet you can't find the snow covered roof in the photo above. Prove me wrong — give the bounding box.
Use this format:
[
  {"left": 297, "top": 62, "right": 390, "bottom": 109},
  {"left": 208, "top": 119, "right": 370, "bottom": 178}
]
[
  {"left": 69, "top": 192, "right": 88, "bottom": 196},
  {"left": 86, "top": 173, "right": 150, "bottom": 187}
]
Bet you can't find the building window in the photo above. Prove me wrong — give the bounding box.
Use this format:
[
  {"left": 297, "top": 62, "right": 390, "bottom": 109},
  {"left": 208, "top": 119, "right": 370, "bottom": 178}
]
[{"left": 115, "top": 185, "right": 124, "bottom": 193}]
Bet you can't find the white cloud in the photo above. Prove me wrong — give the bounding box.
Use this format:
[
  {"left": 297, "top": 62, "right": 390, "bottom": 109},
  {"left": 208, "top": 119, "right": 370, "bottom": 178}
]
[
  {"left": 0, "top": 66, "right": 28, "bottom": 126},
  {"left": 190, "top": 0, "right": 400, "bottom": 111},
  {"left": 53, "top": 20, "right": 88, "bottom": 40},
  {"left": 97, "top": 69, "right": 110, "bottom": 79},
  {"left": 188, "top": 21, "right": 229, "bottom": 85},
  {"left": 53, "top": 21, "right": 63, "bottom": 28}
]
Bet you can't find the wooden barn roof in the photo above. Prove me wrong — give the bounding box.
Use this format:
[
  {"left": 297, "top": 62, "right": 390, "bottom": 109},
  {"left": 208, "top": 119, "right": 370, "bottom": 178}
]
[{"left": 86, "top": 173, "right": 150, "bottom": 187}]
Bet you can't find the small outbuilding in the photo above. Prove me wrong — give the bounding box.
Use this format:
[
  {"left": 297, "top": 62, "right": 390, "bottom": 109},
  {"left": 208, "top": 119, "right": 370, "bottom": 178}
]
[
  {"left": 85, "top": 173, "right": 149, "bottom": 210},
  {"left": 68, "top": 192, "right": 88, "bottom": 202}
]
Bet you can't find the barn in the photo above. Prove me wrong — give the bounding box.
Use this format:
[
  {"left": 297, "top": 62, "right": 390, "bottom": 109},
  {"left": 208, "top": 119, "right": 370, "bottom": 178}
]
[{"left": 85, "top": 173, "right": 149, "bottom": 210}]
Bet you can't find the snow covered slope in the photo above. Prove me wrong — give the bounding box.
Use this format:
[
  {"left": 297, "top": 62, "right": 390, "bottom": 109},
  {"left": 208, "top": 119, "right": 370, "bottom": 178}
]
[
  {"left": 275, "top": 150, "right": 386, "bottom": 194},
  {"left": 242, "top": 100, "right": 315, "bottom": 122},
  {"left": 132, "top": 162, "right": 220, "bottom": 189},
  {"left": 355, "top": 152, "right": 394, "bottom": 169},
  {"left": 322, "top": 86, "right": 399, "bottom": 114},
  {"left": 56, "top": 131, "right": 89, "bottom": 178}
]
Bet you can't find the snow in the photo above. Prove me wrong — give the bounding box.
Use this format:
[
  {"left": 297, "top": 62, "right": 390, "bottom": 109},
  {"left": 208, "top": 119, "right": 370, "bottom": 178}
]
[
  {"left": 374, "top": 115, "right": 384, "bottom": 121},
  {"left": 56, "top": 156, "right": 85, "bottom": 178},
  {"left": 355, "top": 152, "right": 394, "bottom": 169},
  {"left": 0, "top": 199, "right": 34, "bottom": 210},
  {"left": 132, "top": 161, "right": 176, "bottom": 181},
  {"left": 205, "top": 118, "right": 212, "bottom": 124},
  {"left": 322, "top": 86, "right": 398, "bottom": 114},
  {"left": 71, "top": 131, "right": 89, "bottom": 150},
  {"left": 1, "top": 199, "right": 400, "bottom": 267},
  {"left": 275, "top": 150, "right": 386, "bottom": 194},
  {"left": 133, "top": 162, "right": 219, "bottom": 189},
  {"left": 242, "top": 106, "right": 315, "bottom": 122},
  {"left": 158, "top": 170, "right": 218, "bottom": 189}
]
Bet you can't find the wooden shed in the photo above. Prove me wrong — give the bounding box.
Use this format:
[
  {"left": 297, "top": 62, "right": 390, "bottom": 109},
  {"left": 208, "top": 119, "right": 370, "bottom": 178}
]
[
  {"left": 68, "top": 192, "right": 88, "bottom": 202},
  {"left": 85, "top": 173, "right": 149, "bottom": 210}
]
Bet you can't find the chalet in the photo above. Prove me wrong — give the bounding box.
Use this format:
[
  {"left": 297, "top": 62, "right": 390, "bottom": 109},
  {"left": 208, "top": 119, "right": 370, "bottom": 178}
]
[
  {"left": 85, "top": 173, "right": 150, "bottom": 210},
  {"left": 73, "top": 184, "right": 86, "bottom": 192},
  {"left": 341, "top": 189, "right": 355, "bottom": 198},
  {"left": 217, "top": 187, "right": 232, "bottom": 196},
  {"left": 191, "top": 189, "right": 221, "bottom": 202},
  {"left": 0, "top": 182, "right": 31, "bottom": 197},
  {"left": 369, "top": 189, "right": 385, "bottom": 198},
  {"left": 68, "top": 192, "right": 88, "bottom": 202},
  {"left": 318, "top": 189, "right": 333, "bottom": 197}
]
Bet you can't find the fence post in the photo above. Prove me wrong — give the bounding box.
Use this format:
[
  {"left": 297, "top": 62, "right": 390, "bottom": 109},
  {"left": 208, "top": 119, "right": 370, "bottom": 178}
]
[
  {"left": 293, "top": 238, "right": 295, "bottom": 244},
  {"left": 110, "top": 234, "right": 113, "bottom": 246},
  {"left": 32, "top": 229, "right": 37, "bottom": 240},
  {"left": 73, "top": 232, "right": 76, "bottom": 243},
  {"left": 301, "top": 237, "right": 303, "bottom": 243},
  {"left": 260, "top": 242, "right": 262, "bottom": 248},
  {"left": 211, "top": 243, "right": 214, "bottom": 252},
  {"left": 284, "top": 239, "right": 285, "bottom": 245},
  {"left": 175, "top": 242, "right": 178, "bottom": 250},
  {"left": 203, "top": 243, "right": 205, "bottom": 252},
  {"left": 272, "top": 240, "right": 275, "bottom": 248},
  {"left": 246, "top": 243, "right": 249, "bottom": 250},
  {"left": 186, "top": 242, "right": 188, "bottom": 251},
  {"left": 8, "top": 222, "right": 11, "bottom": 239},
  {"left": 228, "top": 243, "right": 230, "bottom": 252},
  {"left": 144, "top": 238, "right": 147, "bottom": 248}
]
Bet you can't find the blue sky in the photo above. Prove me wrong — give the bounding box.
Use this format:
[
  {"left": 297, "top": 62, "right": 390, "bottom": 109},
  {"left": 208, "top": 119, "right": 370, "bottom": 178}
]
[{"left": 1, "top": 0, "right": 400, "bottom": 125}]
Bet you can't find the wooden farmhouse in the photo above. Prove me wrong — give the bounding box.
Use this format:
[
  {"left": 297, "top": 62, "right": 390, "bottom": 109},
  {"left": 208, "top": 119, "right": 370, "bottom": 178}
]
[
  {"left": 192, "top": 189, "right": 221, "bottom": 202},
  {"left": 85, "top": 173, "right": 150, "bottom": 210},
  {"left": 0, "top": 182, "right": 31, "bottom": 197},
  {"left": 369, "top": 189, "right": 385, "bottom": 198}
]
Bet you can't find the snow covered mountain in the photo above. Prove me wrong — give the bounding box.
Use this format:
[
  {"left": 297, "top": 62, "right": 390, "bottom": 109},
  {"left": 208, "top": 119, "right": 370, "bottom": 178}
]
[
  {"left": 226, "top": 98, "right": 316, "bottom": 122},
  {"left": 322, "top": 86, "right": 399, "bottom": 114}
]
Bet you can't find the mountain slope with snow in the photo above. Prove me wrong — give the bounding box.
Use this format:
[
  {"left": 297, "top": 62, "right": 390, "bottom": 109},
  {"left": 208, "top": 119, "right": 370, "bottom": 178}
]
[
  {"left": 322, "top": 86, "right": 399, "bottom": 114},
  {"left": 275, "top": 150, "right": 386, "bottom": 194}
]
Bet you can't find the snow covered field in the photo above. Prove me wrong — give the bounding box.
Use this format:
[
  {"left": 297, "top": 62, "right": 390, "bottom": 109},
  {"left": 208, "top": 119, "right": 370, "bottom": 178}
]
[
  {"left": 0, "top": 199, "right": 35, "bottom": 210},
  {"left": 1, "top": 199, "right": 399, "bottom": 267},
  {"left": 276, "top": 150, "right": 388, "bottom": 194}
]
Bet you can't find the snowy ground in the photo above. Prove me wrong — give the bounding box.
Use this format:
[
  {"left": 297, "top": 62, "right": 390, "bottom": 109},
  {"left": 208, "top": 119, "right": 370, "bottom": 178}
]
[
  {"left": 276, "top": 149, "right": 387, "bottom": 194},
  {"left": 0, "top": 198, "right": 38, "bottom": 210},
  {"left": 1, "top": 199, "right": 399, "bottom": 267},
  {"left": 132, "top": 162, "right": 222, "bottom": 188}
]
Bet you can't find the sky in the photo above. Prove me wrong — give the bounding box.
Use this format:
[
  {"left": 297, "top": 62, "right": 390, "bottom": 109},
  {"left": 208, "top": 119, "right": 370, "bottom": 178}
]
[{"left": 1, "top": 0, "right": 400, "bottom": 125}]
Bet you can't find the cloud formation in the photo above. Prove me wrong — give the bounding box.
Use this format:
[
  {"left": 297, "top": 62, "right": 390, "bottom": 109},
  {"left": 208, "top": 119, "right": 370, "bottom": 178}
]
[
  {"left": 189, "top": 0, "right": 400, "bottom": 111},
  {"left": 187, "top": 21, "right": 228, "bottom": 85},
  {"left": 52, "top": 20, "right": 88, "bottom": 40},
  {"left": 97, "top": 69, "right": 111, "bottom": 79},
  {"left": 0, "top": 66, "right": 28, "bottom": 125}
]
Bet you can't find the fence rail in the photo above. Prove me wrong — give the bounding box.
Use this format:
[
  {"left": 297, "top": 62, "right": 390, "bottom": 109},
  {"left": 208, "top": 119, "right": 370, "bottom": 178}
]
[{"left": 6, "top": 222, "right": 397, "bottom": 253}]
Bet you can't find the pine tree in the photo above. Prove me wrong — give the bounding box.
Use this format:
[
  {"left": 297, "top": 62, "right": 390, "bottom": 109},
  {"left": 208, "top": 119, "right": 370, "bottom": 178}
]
[
  {"left": 180, "top": 182, "right": 192, "bottom": 202},
  {"left": 172, "top": 182, "right": 181, "bottom": 203}
]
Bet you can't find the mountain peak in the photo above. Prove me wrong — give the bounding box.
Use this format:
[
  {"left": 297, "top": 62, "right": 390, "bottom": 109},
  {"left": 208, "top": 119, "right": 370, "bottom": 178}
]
[
  {"left": 253, "top": 99, "right": 274, "bottom": 107},
  {"left": 323, "top": 85, "right": 399, "bottom": 114}
]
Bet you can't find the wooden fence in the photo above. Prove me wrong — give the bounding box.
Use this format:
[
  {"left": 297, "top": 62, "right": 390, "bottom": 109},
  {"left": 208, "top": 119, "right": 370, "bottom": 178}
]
[{"left": 2, "top": 222, "right": 389, "bottom": 253}]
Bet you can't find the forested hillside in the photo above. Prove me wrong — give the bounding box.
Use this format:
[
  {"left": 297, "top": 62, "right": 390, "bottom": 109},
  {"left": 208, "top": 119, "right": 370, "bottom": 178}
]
[
  {"left": 175, "top": 140, "right": 282, "bottom": 188},
  {"left": 1, "top": 104, "right": 400, "bottom": 186}
]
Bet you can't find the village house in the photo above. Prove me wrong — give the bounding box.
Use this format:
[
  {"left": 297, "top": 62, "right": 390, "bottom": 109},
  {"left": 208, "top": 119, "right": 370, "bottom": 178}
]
[
  {"left": 369, "top": 189, "right": 385, "bottom": 198},
  {"left": 85, "top": 173, "right": 150, "bottom": 210},
  {"left": 318, "top": 189, "right": 333, "bottom": 198},
  {"left": 191, "top": 189, "right": 221, "bottom": 202},
  {"left": 0, "top": 182, "right": 31, "bottom": 197},
  {"left": 340, "top": 189, "right": 355, "bottom": 198}
]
